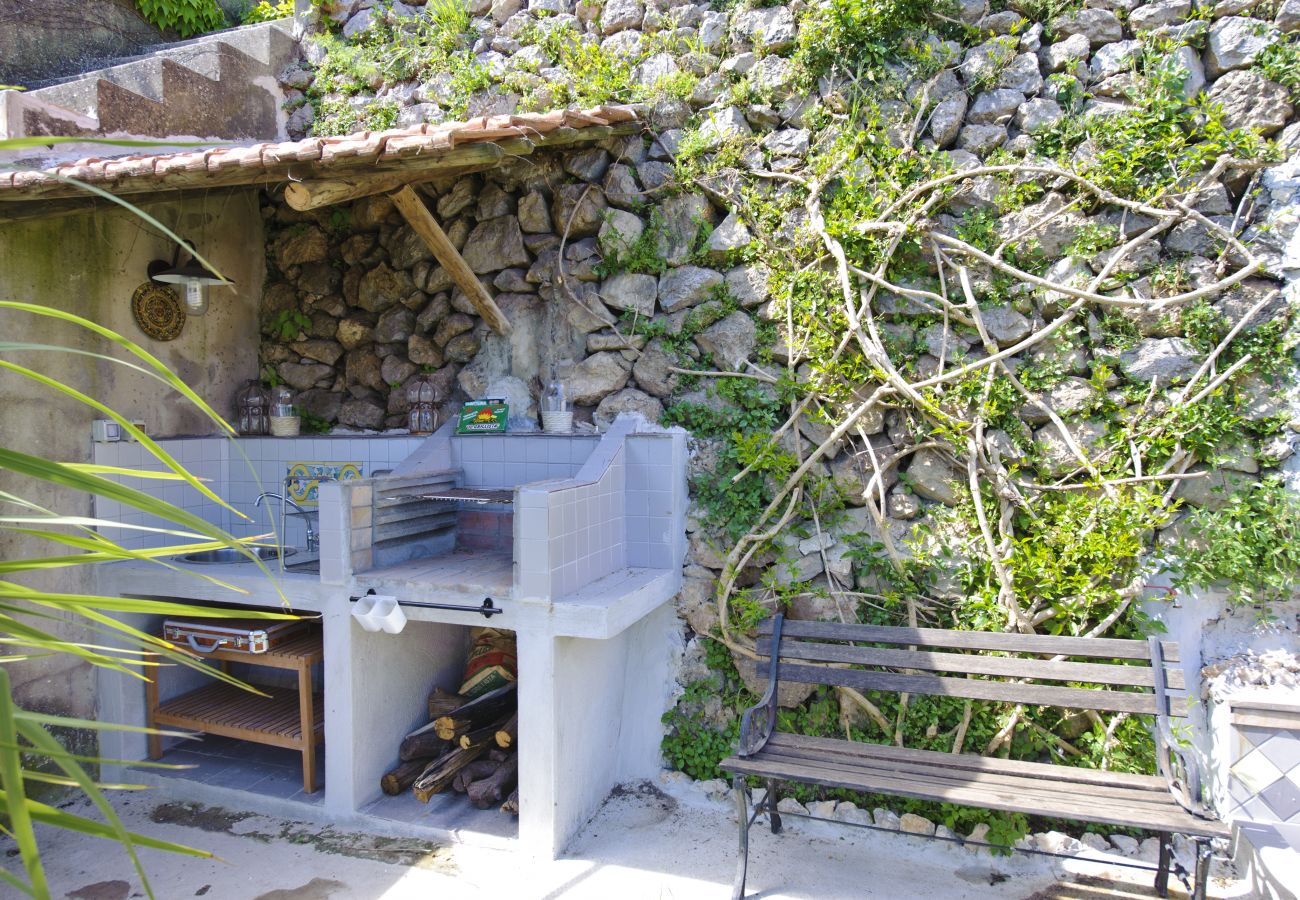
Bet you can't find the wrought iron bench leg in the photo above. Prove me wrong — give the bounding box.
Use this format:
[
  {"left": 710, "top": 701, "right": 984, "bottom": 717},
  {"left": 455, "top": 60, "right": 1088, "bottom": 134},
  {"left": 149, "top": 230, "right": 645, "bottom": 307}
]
[
  {"left": 733, "top": 776, "right": 750, "bottom": 900},
  {"left": 1155, "top": 833, "right": 1171, "bottom": 898},
  {"left": 1192, "top": 838, "right": 1212, "bottom": 900},
  {"left": 767, "top": 779, "right": 782, "bottom": 834}
]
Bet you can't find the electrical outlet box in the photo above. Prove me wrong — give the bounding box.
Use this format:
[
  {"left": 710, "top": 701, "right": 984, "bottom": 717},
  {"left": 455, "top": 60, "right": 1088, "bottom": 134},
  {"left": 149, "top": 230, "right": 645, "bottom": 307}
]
[
  {"left": 124, "top": 420, "right": 146, "bottom": 441},
  {"left": 92, "top": 420, "right": 121, "bottom": 442}
]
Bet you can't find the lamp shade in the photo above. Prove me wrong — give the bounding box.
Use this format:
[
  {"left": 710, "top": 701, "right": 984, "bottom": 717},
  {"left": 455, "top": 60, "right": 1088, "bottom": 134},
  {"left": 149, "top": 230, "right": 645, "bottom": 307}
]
[
  {"left": 150, "top": 258, "right": 228, "bottom": 287},
  {"left": 147, "top": 246, "right": 232, "bottom": 318}
]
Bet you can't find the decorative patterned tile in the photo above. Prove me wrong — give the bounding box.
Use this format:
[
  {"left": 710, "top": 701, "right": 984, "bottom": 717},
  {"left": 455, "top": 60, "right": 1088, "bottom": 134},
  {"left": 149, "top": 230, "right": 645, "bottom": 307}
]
[
  {"left": 1232, "top": 795, "right": 1275, "bottom": 822},
  {"left": 1260, "top": 776, "right": 1300, "bottom": 822},
  {"left": 1258, "top": 733, "right": 1300, "bottom": 774},
  {"left": 1230, "top": 775, "right": 1258, "bottom": 804},
  {"left": 285, "top": 460, "right": 363, "bottom": 507},
  {"left": 1240, "top": 725, "right": 1278, "bottom": 748},
  {"left": 1232, "top": 749, "right": 1285, "bottom": 795}
]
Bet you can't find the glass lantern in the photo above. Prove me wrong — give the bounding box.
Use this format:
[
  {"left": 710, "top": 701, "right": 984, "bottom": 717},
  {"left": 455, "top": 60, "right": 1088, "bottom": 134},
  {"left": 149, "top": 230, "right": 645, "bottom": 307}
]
[
  {"left": 407, "top": 374, "right": 436, "bottom": 434},
  {"left": 235, "top": 380, "right": 269, "bottom": 435}
]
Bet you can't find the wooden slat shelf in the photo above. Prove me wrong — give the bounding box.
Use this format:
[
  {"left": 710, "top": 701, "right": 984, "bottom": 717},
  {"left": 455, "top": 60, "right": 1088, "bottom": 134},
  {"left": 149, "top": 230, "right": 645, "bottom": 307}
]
[
  {"left": 146, "top": 628, "right": 325, "bottom": 793},
  {"left": 153, "top": 683, "right": 324, "bottom": 749}
]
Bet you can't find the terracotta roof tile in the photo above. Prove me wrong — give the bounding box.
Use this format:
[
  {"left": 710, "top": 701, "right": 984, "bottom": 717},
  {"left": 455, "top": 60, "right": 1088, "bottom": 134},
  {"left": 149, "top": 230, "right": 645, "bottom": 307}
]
[{"left": 0, "top": 105, "right": 641, "bottom": 200}]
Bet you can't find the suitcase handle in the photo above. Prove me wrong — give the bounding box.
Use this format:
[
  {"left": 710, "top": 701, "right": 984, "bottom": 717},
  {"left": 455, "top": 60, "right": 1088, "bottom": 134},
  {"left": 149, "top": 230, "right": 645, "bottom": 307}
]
[{"left": 186, "top": 634, "right": 231, "bottom": 654}]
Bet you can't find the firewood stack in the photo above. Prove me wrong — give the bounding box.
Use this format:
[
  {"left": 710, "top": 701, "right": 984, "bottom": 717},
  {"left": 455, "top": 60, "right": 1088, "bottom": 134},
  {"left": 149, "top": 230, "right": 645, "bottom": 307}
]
[{"left": 380, "top": 682, "right": 520, "bottom": 815}]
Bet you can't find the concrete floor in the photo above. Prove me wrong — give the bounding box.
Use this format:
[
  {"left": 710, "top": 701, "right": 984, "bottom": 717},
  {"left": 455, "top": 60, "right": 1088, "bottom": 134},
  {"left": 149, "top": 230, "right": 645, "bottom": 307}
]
[{"left": 6, "top": 774, "right": 1253, "bottom": 900}]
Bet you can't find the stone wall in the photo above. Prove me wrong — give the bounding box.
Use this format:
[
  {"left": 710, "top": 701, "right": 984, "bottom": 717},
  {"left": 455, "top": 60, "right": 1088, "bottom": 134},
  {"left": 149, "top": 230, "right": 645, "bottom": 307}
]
[
  {"left": 274, "top": 0, "right": 1300, "bottom": 769},
  {"left": 259, "top": 143, "right": 695, "bottom": 432}
]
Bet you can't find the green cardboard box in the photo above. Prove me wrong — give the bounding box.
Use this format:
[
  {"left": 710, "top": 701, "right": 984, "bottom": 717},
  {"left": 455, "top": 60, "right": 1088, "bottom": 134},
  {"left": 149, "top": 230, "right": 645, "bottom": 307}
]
[{"left": 456, "top": 399, "right": 509, "bottom": 434}]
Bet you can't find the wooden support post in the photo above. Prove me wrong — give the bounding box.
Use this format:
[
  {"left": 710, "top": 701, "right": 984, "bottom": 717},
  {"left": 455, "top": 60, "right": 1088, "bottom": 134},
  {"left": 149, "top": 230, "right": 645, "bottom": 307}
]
[{"left": 389, "top": 185, "right": 513, "bottom": 336}]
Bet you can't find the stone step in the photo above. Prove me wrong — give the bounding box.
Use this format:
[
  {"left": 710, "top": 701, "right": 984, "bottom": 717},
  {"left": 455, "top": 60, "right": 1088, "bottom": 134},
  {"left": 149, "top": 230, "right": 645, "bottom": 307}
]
[
  {"left": 25, "top": 20, "right": 297, "bottom": 91},
  {"left": 1, "top": 18, "right": 298, "bottom": 150}
]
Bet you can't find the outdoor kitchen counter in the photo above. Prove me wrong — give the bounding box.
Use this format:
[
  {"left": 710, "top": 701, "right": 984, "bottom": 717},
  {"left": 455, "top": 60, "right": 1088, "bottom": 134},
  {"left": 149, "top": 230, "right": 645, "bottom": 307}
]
[
  {"left": 355, "top": 548, "right": 513, "bottom": 599},
  {"left": 95, "top": 558, "right": 333, "bottom": 612}
]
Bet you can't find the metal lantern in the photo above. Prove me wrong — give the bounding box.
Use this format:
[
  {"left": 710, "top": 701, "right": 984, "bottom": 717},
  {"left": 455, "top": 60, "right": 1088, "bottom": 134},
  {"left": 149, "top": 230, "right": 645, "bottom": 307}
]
[
  {"left": 235, "top": 380, "right": 269, "bottom": 435},
  {"left": 407, "top": 374, "right": 437, "bottom": 435}
]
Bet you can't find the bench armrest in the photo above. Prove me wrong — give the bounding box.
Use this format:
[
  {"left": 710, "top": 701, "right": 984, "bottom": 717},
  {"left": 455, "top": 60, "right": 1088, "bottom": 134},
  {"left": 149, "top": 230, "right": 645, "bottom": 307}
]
[
  {"left": 1147, "top": 637, "right": 1215, "bottom": 820},
  {"left": 738, "top": 614, "right": 784, "bottom": 757},
  {"left": 1158, "top": 718, "right": 1215, "bottom": 819}
]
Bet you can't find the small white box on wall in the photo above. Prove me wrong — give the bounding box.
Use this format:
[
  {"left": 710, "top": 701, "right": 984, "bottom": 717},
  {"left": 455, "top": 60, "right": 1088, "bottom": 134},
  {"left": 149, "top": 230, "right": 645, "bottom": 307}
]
[{"left": 91, "top": 420, "right": 121, "bottom": 442}]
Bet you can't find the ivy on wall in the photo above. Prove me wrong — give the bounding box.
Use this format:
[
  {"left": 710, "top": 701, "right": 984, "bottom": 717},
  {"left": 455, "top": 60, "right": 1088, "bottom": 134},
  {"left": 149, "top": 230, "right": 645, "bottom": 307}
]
[
  {"left": 134, "top": 0, "right": 228, "bottom": 37},
  {"left": 296, "top": 0, "right": 1300, "bottom": 840}
]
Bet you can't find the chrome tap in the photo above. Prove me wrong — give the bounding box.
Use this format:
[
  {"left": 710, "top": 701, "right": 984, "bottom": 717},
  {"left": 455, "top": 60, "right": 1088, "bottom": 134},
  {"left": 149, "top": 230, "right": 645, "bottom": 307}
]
[{"left": 255, "top": 491, "right": 318, "bottom": 552}]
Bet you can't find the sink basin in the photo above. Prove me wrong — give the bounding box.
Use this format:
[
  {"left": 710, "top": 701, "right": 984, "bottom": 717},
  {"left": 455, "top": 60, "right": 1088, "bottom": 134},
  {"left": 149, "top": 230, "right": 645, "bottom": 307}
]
[{"left": 180, "top": 547, "right": 296, "bottom": 565}]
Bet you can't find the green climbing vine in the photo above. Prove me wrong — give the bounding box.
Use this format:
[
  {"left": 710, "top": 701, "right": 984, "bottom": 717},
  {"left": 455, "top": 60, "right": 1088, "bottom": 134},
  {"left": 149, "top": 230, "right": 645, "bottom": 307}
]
[{"left": 134, "top": 0, "right": 227, "bottom": 38}]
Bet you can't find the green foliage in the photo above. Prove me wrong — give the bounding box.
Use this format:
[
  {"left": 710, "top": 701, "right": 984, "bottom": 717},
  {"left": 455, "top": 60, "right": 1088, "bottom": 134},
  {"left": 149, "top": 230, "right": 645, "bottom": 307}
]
[
  {"left": 793, "top": 0, "right": 952, "bottom": 87},
  {"left": 300, "top": 411, "right": 333, "bottom": 434},
  {"left": 1034, "top": 43, "right": 1274, "bottom": 199},
  {"left": 660, "top": 639, "right": 748, "bottom": 780},
  {"left": 1255, "top": 39, "right": 1300, "bottom": 102},
  {"left": 0, "top": 299, "right": 293, "bottom": 896},
  {"left": 1167, "top": 476, "right": 1300, "bottom": 604},
  {"left": 307, "top": 2, "right": 482, "bottom": 130},
  {"left": 514, "top": 21, "right": 638, "bottom": 107},
  {"left": 595, "top": 210, "right": 669, "bottom": 277},
  {"left": 665, "top": 377, "right": 792, "bottom": 541},
  {"left": 311, "top": 96, "right": 400, "bottom": 137},
  {"left": 267, "top": 310, "right": 310, "bottom": 342},
  {"left": 135, "top": 0, "right": 226, "bottom": 37},
  {"left": 1181, "top": 300, "right": 1229, "bottom": 354},
  {"left": 1003, "top": 487, "right": 1167, "bottom": 637},
  {"left": 1097, "top": 312, "right": 1141, "bottom": 350},
  {"left": 1064, "top": 223, "right": 1119, "bottom": 259},
  {"left": 1012, "top": 0, "right": 1082, "bottom": 23},
  {"left": 1143, "top": 393, "right": 1242, "bottom": 465},
  {"left": 241, "top": 0, "right": 293, "bottom": 24}
]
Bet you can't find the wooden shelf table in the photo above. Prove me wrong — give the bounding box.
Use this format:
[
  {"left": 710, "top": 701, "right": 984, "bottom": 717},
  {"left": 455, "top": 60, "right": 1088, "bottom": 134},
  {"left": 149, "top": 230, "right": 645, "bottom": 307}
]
[{"left": 145, "top": 630, "right": 325, "bottom": 793}]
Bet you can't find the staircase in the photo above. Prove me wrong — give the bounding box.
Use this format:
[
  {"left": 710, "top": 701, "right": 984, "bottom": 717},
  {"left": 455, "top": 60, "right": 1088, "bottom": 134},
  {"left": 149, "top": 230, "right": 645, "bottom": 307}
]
[{"left": 0, "top": 19, "right": 301, "bottom": 160}]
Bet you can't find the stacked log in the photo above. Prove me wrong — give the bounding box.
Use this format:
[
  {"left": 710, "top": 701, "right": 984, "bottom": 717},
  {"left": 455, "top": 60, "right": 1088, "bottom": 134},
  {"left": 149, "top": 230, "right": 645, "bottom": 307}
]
[{"left": 379, "top": 682, "right": 519, "bottom": 816}]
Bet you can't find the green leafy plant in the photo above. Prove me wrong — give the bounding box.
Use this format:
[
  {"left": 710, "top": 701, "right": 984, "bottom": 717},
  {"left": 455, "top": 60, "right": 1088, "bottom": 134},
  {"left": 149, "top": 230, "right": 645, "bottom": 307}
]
[
  {"left": 595, "top": 210, "right": 669, "bottom": 277},
  {"left": 0, "top": 302, "right": 296, "bottom": 897},
  {"left": 241, "top": 0, "right": 293, "bottom": 24},
  {"left": 1256, "top": 39, "right": 1300, "bottom": 102},
  {"left": 1167, "top": 476, "right": 1300, "bottom": 604},
  {"left": 267, "top": 309, "right": 310, "bottom": 342},
  {"left": 134, "top": 0, "right": 226, "bottom": 37},
  {"left": 300, "top": 411, "right": 333, "bottom": 434}
]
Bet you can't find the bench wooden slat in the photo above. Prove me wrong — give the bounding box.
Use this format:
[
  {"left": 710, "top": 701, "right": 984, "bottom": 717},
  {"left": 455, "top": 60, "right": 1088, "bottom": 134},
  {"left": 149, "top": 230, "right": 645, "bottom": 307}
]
[
  {"left": 753, "top": 748, "right": 1186, "bottom": 823},
  {"left": 723, "top": 755, "right": 1226, "bottom": 837},
  {"left": 766, "top": 732, "right": 1168, "bottom": 793},
  {"left": 760, "top": 619, "right": 1180, "bottom": 663},
  {"left": 763, "top": 661, "right": 1189, "bottom": 717},
  {"left": 761, "top": 739, "right": 1174, "bottom": 806},
  {"left": 758, "top": 638, "right": 1187, "bottom": 691}
]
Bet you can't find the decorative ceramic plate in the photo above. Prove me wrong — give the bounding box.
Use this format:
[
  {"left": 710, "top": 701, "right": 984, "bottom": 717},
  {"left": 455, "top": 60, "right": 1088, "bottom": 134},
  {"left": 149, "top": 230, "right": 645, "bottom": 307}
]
[{"left": 131, "top": 282, "right": 184, "bottom": 341}]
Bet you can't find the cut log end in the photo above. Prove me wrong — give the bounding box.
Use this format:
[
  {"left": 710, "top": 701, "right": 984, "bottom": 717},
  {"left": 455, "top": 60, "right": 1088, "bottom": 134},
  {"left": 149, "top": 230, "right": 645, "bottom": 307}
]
[{"left": 501, "top": 788, "right": 519, "bottom": 816}]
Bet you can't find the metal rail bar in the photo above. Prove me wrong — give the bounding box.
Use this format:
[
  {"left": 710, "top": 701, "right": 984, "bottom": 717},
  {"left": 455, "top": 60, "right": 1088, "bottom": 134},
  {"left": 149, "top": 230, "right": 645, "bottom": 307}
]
[{"left": 348, "top": 590, "right": 503, "bottom": 619}]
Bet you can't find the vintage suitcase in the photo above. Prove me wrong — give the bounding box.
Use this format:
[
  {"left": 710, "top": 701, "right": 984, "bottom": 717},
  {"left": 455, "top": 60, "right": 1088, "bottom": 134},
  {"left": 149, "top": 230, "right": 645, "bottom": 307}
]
[{"left": 162, "top": 618, "right": 308, "bottom": 655}]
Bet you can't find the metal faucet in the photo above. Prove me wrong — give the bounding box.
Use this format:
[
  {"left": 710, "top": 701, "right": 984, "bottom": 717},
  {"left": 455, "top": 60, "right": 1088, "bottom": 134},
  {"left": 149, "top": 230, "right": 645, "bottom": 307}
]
[{"left": 255, "top": 491, "right": 318, "bottom": 552}]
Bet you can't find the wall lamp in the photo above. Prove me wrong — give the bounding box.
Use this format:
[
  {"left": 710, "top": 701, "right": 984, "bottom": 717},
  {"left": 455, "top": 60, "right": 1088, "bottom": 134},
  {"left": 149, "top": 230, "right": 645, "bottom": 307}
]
[{"left": 148, "top": 241, "right": 231, "bottom": 316}]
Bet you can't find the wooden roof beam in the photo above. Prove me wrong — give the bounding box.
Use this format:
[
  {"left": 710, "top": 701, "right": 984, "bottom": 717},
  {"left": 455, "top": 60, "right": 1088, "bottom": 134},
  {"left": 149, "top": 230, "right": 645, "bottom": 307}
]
[{"left": 389, "top": 185, "right": 512, "bottom": 337}]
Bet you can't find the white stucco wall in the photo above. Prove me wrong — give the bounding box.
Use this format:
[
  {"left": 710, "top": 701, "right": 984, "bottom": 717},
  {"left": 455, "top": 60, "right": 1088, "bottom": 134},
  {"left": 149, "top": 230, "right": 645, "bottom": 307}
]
[{"left": 0, "top": 191, "right": 264, "bottom": 723}]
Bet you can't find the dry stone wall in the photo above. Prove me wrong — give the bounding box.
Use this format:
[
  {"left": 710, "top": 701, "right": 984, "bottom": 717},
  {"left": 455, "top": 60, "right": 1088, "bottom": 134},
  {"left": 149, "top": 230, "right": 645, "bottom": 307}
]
[{"left": 267, "top": 0, "right": 1300, "bottom": 794}]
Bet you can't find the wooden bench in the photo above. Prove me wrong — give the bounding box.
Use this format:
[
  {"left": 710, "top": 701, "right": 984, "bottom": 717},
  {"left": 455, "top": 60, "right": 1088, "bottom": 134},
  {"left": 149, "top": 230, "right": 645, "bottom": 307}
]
[{"left": 721, "top": 615, "right": 1229, "bottom": 900}]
